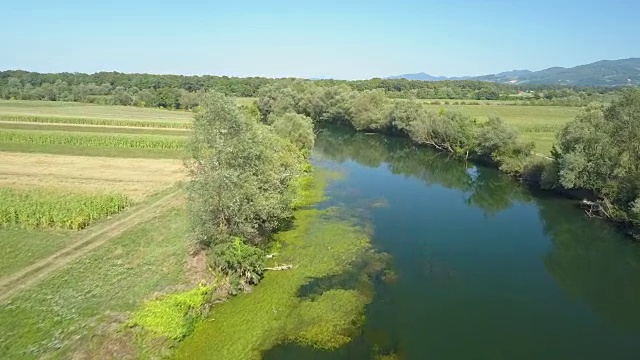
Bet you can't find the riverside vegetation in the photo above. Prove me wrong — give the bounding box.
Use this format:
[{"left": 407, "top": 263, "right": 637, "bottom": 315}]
[
  {"left": 166, "top": 92, "right": 389, "bottom": 358},
  {"left": 255, "top": 82, "right": 640, "bottom": 237}
]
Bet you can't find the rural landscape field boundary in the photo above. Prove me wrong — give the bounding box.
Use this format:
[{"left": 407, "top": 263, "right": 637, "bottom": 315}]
[{"left": 0, "top": 188, "right": 182, "bottom": 302}]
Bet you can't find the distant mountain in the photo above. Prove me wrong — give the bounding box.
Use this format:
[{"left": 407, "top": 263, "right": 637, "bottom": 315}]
[
  {"left": 386, "top": 72, "right": 449, "bottom": 81},
  {"left": 386, "top": 58, "right": 640, "bottom": 86}
]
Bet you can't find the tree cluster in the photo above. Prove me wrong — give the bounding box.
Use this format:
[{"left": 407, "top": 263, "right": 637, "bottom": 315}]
[
  {"left": 0, "top": 77, "right": 206, "bottom": 109},
  {"left": 545, "top": 89, "right": 640, "bottom": 233},
  {"left": 257, "top": 82, "right": 533, "bottom": 174},
  {"left": 185, "top": 92, "right": 314, "bottom": 289}
]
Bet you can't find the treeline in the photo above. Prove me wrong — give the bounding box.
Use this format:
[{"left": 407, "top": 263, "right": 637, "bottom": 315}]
[
  {"left": 0, "top": 70, "right": 621, "bottom": 108},
  {"left": 185, "top": 92, "right": 315, "bottom": 291},
  {"left": 257, "top": 81, "right": 533, "bottom": 174},
  {"left": 256, "top": 82, "right": 640, "bottom": 237}
]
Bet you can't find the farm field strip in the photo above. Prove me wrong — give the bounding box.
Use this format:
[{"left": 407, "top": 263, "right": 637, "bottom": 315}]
[
  {"left": 0, "top": 121, "right": 190, "bottom": 135},
  {"left": 0, "top": 100, "right": 194, "bottom": 121},
  {"left": 0, "top": 114, "right": 191, "bottom": 129},
  {"left": 0, "top": 101, "right": 194, "bottom": 358},
  {"left": 0, "top": 188, "right": 183, "bottom": 302},
  {"left": 1, "top": 187, "right": 130, "bottom": 230},
  {"left": 0, "top": 142, "right": 184, "bottom": 158},
  {"left": 421, "top": 103, "right": 580, "bottom": 124},
  {"left": 0, "top": 128, "right": 186, "bottom": 150},
  {"left": 0, "top": 152, "right": 185, "bottom": 201}
]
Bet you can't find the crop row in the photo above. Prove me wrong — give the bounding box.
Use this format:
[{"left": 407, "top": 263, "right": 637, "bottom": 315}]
[
  {"left": 0, "top": 188, "right": 130, "bottom": 230},
  {"left": 0, "top": 114, "right": 191, "bottom": 129},
  {"left": 0, "top": 129, "right": 186, "bottom": 150}
]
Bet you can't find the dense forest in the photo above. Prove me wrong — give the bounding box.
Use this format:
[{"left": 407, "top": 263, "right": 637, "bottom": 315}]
[{"left": 0, "top": 70, "right": 624, "bottom": 108}]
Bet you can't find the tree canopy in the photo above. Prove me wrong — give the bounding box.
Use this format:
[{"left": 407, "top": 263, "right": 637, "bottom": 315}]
[{"left": 552, "top": 89, "right": 640, "bottom": 228}]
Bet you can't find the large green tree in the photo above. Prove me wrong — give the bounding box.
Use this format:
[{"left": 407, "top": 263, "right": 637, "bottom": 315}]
[
  {"left": 186, "top": 92, "right": 305, "bottom": 247},
  {"left": 348, "top": 89, "right": 392, "bottom": 131},
  {"left": 553, "top": 89, "right": 640, "bottom": 225},
  {"left": 270, "top": 112, "right": 315, "bottom": 157}
]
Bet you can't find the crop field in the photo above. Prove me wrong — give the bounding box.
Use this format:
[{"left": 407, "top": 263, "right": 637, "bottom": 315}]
[
  {"left": 0, "top": 100, "right": 193, "bottom": 358},
  {"left": 0, "top": 152, "right": 184, "bottom": 201}
]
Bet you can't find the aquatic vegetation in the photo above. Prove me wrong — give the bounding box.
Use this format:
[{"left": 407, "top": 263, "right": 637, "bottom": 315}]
[
  {"left": 175, "top": 171, "right": 385, "bottom": 360},
  {"left": 381, "top": 269, "right": 398, "bottom": 283},
  {"left": 286, "top": 289, "right": 367, "bottom": 349},
  {"left": 127, "top": 284, "right": 211, "bottom": 341},
  {"left": 291, "top": 166, "right": 343, "bottom": 208}
]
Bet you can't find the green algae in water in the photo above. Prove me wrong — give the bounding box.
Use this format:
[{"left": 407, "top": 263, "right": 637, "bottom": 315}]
[
  {"left": 174, "top": 171, "right": 381, "bottom": 360},
  {"left": 127, "top": 284, "right": 211, "bottom": 341},
  {"left": 286, "top": 289, "right": 367, "bottom": 350}
]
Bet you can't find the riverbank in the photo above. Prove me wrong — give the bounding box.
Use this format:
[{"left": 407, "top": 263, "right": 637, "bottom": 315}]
[{"left": 173, "top": 168, "right": 390, "bottom": 359}]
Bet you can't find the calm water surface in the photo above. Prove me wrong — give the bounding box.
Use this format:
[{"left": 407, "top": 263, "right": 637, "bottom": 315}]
[{"left": 265, "top": 126, "right": 640, "bottom": 360}]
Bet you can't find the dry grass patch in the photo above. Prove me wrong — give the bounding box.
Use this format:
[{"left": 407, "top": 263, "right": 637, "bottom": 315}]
[{"left": 0, "top": 152, "right": 185, "bottom": 201}]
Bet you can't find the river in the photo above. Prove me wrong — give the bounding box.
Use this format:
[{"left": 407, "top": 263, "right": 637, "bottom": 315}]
[
  {"left": 263, "top": 125, "right": 640, "bottom": 359},
  {"left": 181, "top": 125, "right": 640, "bottom": 359}
]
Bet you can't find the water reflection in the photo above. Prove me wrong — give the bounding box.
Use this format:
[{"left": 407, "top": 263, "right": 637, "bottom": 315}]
[
  {"left": 536, "top": 195, "right": 640, "bottom": 329},
  {"left": 315, "top": 125, "right": 532, "bottom": 216},
  {"left": 265, "top": 125, "right": 640, "bottom": 359}
]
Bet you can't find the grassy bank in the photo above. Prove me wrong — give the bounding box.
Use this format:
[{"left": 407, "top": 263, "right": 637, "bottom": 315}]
[
  {"left": 0, "top": 203, "right": 189, "bottom": 359},
  {"left": 174, "top": 170, "right": 387, "bottom": 359}
]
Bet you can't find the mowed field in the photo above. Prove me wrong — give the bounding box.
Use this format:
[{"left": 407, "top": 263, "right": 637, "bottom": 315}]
[
  {"left": 420, "top": 101, "right": 581, "bottom": 155},
  {"left": 0, "top": 100, "right": 194, "bottom": 359}
]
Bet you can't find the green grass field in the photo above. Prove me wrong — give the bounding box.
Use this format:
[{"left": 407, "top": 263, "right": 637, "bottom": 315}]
[
  {"left": 0, "top": 205, "right": 189, "bottom": 359},
  {"left": 0, "top": 121, "right": 190, "bottom": 135},
  {"left": 420, "top": 103, "right": 580, "bottom": 154},
  {"left": 0, "top": 100, "right": 194, "bottom": 121},
  {"left": 0, "top": 229, "right": 73, "bottom": 278},
  {"left": 0, "top": 100, "right": 194, "bottom": 358}
]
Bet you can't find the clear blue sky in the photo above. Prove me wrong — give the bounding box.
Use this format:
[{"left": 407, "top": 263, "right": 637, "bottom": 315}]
[{"left": 2, "top": 0, "right": 638, "bottom": 79}]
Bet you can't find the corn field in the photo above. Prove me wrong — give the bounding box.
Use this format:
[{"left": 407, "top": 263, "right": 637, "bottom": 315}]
[
  {"left": 0, "top": 114, "right": 191, "bottom": 129},
  {"left": 0, "top": 188, "right": 130, "bottom": 230},
  {"left": 0, "top": 129, "right": 186, "bottom": 150}
]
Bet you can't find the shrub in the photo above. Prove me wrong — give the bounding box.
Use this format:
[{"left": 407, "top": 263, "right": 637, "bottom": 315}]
[
  {"left": 211, "top": 238, "right": 265, "bottom": 287},
  {"left": 127, "top": 284, "right": 211, "bottom": 340}
]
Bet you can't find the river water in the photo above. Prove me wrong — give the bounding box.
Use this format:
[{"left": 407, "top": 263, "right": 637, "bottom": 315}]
[{"left": 263, "top": 126, "right": 640, "bottom": 359}]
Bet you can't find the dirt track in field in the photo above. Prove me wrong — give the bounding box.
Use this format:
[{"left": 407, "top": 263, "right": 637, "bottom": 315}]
[{"left": 0, "top": 189, "right": 183, "bottom": 302}]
